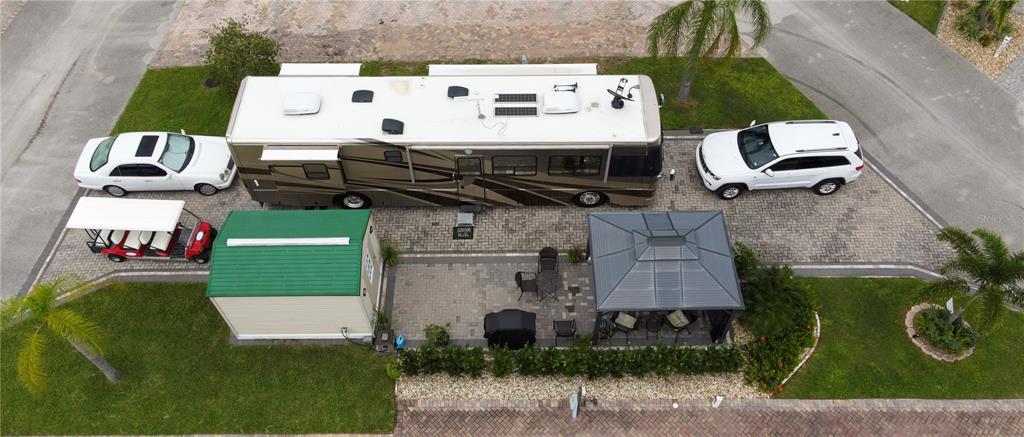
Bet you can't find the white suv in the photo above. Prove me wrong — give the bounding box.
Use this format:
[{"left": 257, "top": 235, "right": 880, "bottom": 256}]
[{"left": 696, "top": 120, "right": 863, "bottom": 199}]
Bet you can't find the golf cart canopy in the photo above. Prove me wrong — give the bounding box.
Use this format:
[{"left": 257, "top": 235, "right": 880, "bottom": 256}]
[{"left": 66, "top": 198, "right": 186, "bottom": 232}]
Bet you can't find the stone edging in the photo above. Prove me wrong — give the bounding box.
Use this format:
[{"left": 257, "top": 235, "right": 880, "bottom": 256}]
[
  {"left": 779, "top": 311, "right": 822, "bottom": 388},
  {"left": 905, "top": 303, "right": 974, "bottom": 362},
  {"left": 397, "top": 398, "right": 1024, "bottom": 412}
]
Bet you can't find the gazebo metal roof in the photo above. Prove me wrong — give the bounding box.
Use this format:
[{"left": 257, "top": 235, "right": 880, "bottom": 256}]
[{"left": 587, "top": 211, "right": 744, "bottom": 311}]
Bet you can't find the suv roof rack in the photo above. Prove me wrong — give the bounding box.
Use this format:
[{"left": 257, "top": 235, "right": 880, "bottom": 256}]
[
  {"left": 794, "top": 146, "right": 848, "bottom": 153},
  {"left": 784, "top": 120, "right": 836, "bottom": 125}
]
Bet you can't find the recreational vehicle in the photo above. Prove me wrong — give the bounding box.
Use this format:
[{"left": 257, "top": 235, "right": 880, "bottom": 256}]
[{"left": 225, "top": 64, "right": 664, "bottom": 208}]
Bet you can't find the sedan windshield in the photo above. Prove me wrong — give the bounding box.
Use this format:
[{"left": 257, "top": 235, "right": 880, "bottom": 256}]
[
  {"left": 158, "top": 134, "right": 195, "bottom": 172},
  {"left": 737, "top": 125, "right": 778, "bottom": 169}
]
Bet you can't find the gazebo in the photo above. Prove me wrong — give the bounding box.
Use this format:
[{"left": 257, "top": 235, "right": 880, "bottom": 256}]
[{"left": 587, "top": 211, "right": 744, "bottom": 344}]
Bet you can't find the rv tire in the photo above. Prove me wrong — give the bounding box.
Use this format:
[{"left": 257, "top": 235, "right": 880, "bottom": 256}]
[
  {"left": 338, "top": 193, "right": 371, "bottom": 209},
  {"left": 573, "top": 191, "right": 607, "bottom": 208}
]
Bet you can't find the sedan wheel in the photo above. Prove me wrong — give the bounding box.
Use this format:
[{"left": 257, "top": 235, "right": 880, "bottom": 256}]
[
  {"left": 195, "top": 183, "right": 219, "bottom": 196},
  {"left": 103, "top": 185, "right": 127, "bottom": 197}
]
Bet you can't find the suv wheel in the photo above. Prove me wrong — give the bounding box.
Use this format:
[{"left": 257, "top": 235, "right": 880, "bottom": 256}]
[
  {"left": 812, "top": 179, "right": 843, "bottom": 196},
  {"left": 716, "top": 184, "right": 745, "bottom": 200}
]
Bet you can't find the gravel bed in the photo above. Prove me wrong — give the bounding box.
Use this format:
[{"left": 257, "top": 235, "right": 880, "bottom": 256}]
[
  {"left": 937, "top": 2, "right": 1024, "bottom": 78},
  {"left": 398, "top": 372, "right": 767, "bottom": 401}
]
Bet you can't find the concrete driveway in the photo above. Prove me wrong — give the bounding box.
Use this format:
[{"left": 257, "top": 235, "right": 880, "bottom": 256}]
[
  {"left": 1, "top": 1, "right": 180, "bottom": 297},
  {"left": 757, "top": 1, "right": 1024, "bottom": 249}
]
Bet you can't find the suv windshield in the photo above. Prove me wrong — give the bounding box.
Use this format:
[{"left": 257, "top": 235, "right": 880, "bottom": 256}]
[
  {"left": 737, "top": 125, "right": 778, "bottom": 169},
  {"left": 158, "top": 134, "right": 195, "bottom": 172},
  {"left": 89, "top": 136, "right": 117, "bottom": 171}
]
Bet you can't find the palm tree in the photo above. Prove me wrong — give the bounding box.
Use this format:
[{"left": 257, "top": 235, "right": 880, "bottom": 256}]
[
  {"left": 917, "top": 228, "right": 1024, "bottom": 331},
  {"left": 647, "top": 0, "right": 772, "bottom": 101},
  {"left": 1, "top": 278, "right": 120, "bottom": 395}
]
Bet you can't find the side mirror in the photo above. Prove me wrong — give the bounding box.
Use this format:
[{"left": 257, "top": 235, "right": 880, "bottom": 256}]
[
  {"left": 764, "top": 169, "right": 775, "bottom": 177},
  {"left": 658, "top": 93, "right": 665, "bottom": 108},
  {"left": 749, "top": 120, "right": 756, "bottom": 127},
  {"left": 180, "top": 129, "right": 186, "bottom": 135}
]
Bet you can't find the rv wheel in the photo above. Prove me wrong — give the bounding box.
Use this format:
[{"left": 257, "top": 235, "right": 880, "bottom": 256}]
[
  {"left": 573, "top": 191, "right": 607, "bottom": 208},
  {"left": 338, "top": 193, "right": 371, "bottom": 209}
]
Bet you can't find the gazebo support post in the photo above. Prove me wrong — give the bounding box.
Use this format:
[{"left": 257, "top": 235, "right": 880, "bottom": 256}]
[
  {"left": 723, "top": 310, "right": 737, "bottom": 344},
  {"left": 594, "top": 311, "right": 603, "bottom": 345}
]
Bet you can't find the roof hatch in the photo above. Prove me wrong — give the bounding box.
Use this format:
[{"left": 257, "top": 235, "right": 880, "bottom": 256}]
[
  {"left": 543, "top": 83, "right": 579, "bottom": 114},
  {"left": 282, "top": 92, "right": 322, "bottom": 115}
]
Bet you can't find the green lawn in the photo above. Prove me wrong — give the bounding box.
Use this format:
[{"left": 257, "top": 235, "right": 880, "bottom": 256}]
[
  {"left": 778, "top": 277, "right": 1024, "bottom": 399},
  {"left": 113, "top": 58, "right": 824, "bottom": 137},
  {"left": 889, "top": 0, "right": 946, "bottom": 34},
  {"left": 0, "top": 283, "right": 395, "bottom": 435}
]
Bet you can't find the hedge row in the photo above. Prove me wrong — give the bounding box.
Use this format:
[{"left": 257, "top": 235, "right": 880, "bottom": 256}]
[{"left": 398, "top": 344, "right": 744, "bottom": 379}]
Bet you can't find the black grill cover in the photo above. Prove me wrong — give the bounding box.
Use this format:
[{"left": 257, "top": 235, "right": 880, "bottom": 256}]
[{"left": 484, "top": 309, "right": 537, "bottom": 350}]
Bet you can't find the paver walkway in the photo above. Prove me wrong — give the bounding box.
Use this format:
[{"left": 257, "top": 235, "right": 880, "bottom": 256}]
[
  {"left": 36, "top": 137, "right": 949, "bottom": 286},
  {"left": 395, "top": 398, "right": 1024, "bottom": 436}
]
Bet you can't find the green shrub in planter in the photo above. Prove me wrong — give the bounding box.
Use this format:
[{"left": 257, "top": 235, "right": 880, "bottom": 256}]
[
  {"left": 423, "top": 323, "right": 451, "bottom": 348},
  {"left": 515, "top": 347, "right": 541, "bottom": 376},
  {"left": 914, "top": 307, "right": 977, "bottom": 354},
  {"left": 464, "top": 347, "right": 487, "bottom": 377},
  {"left": 202, "top": 17, "right": 279, "bottom": 94},
  {"left": 490, "top": 347, "right": 516, "bottom": 377}
]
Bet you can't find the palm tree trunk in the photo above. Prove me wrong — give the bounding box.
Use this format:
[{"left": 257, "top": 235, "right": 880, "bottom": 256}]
[
  {"left": 69, "top": 340, "right": 121, "bottom": 383},
  {"left": 678, "top": 52, "right": 700, "bottom": 102}
]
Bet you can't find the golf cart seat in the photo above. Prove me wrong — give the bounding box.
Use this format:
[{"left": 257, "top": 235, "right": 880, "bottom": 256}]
[
  {"left": 124, "top": 230, "right": 154, "bottom": 250},
  {"left": 108, "top": 230, "right": 127, "bottom": 246},
  {"left": 150, "top": 231, "right": 174, "bottom": 252}
]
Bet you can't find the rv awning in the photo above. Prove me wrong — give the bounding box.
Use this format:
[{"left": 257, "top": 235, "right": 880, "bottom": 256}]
[
  {"left": 260, "top": 146, "right": 339, "bottom": 161},
  {"left": 278, "top": 63, "right": 362, "bottom": 76},
  {"left": 65, "top": 198, "right": 185, "bottom": 232}
]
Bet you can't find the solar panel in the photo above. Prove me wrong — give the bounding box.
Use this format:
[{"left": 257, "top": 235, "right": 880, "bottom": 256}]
[
  {"left": 136, "top": 135, "right": 160, "bottom": 157},
  {"left": 494, "top": 93, "right": 537, "bottom": 103},
  {"left": 495, "top": 107, "right": 538, "bottom": 116}
]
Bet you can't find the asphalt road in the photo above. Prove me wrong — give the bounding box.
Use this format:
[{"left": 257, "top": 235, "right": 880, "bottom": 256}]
[
  {"left": 757, "top": 1, "right": 1024, "bottom": 250},
  {"left": 1, "top": 1, "right": 179, "bottom": 297}
]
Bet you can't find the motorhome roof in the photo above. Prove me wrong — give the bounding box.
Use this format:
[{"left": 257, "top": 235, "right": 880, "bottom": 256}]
[{"left": 226, "top": 74, "right": 660, "bottom": 146}]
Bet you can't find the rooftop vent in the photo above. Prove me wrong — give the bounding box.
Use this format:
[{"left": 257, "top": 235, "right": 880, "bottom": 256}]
[
  {"left": 352, "top": 90, "right": 374, "bottom": 103},
  {"left": 447, "top": 86, "right": 469, "bottom": 98},
  {"left": 282, "top": 92, "right": 322, "bottom": 115},
  {"left": 382, "top": 118, "right": 405, "bottom": 135}
]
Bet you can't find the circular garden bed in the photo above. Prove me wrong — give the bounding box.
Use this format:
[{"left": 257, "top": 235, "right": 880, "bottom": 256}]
[{"left": 905, "top": 304, "right": 975, "bottom": 362}]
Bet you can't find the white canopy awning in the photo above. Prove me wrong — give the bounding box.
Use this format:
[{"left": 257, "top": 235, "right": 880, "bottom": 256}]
[
  {"left": 428, "top": 63, "right": 598, "bottom": 76},
  {"left": 66, "top": 198, "right": 185, "bottom": 232},
  {"left": 260, "top": 146, "right": 339, "bottom": 161}
]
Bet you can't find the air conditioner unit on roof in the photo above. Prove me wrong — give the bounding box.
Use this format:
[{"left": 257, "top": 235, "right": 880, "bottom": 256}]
[
  {"left": 543, "top": 89, "right": 580, "bottom": 114},
  {"left": 282, "top": 92, "right": 322, "bottom": 115}
]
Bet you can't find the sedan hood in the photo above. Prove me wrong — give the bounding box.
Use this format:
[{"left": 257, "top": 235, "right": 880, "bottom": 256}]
[
  {"left": 181, "top": 136, "right": 231, "bottom": 175},
  {"left": 700, "top": 131, "right": 750, "bottom": 176}
]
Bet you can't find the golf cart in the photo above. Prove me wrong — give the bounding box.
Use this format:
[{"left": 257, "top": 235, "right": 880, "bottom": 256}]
[{"left": 66, "top": 197, "right": 216, "bottom": 263}]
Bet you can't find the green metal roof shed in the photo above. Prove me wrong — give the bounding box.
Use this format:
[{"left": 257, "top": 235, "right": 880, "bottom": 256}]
[
  {"left": 208, "top": 209, "right": 370, "bottom": 297},
  {"left": 207, "top": 209, "right": 382, "bottom": 341}
]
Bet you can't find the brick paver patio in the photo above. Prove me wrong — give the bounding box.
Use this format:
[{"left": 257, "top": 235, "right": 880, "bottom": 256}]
[
  {"left": 395, "top": 398, "right": 1024, "bottom": 436},
  {"left": 37, "top": 137, "right": 949, "bottom": 286},
  {"left": 151, "top": 0, "right": 677, "bottom": 67}
]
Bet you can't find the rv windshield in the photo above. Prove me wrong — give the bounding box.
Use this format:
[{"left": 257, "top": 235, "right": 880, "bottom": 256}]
[{"left": 159, "top": 134, "right": 195, "bottom": 172}]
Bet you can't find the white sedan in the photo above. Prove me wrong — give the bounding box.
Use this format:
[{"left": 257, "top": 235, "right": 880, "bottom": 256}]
[{"left": 74, "top": 131, "right": 236, "bottom": 196}]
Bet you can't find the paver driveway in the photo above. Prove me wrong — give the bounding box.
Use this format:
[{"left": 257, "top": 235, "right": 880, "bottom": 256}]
[{"left": 37, "top": 137, "right": 947, "bottom": 287}]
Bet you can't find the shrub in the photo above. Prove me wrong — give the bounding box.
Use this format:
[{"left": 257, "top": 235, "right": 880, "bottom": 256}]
[
  {"left": 202, "top": 17, "right": 279, "bottom": 93},
  {"left": 385, "top": 359, "right": 402, "bottom": 380},
  {"left": 741, "top": 265, "right": 815, "bottom": 337},
  {"left": 914, "top": 307, "right": 977, "bottom": 354},
  {"left": 733, "top": 241, "right": 762, "bottom": 282},
  {"left": 380, "top": 242, "right": 401, "bottom": 267},
  {"left": 566, "top": 247, "right": 586, "bottom": 263},
  {"left": 490, "top": 347, "right": 516, "bottom": 377},
  {"left": 955, "top": 0, "right": 1017, "bottom": 46},
  {"left": 373, "top": 310, "right": 392, "bottom": 332},
  {"left": 423, "top": 323, "right": 450, "bottom": 348}
]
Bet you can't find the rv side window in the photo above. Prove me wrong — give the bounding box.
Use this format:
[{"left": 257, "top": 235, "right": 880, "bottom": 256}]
[
  {"left": 492, "top": 156, "right": 537, "bottom": 176},
  {"left": 609, "top": 146, "right": 663, "bottom": 177},
  {"left": 302, "top": 164, "right": 330, "bottom": 180},
  {"left": 548, "top": 155, "right": 602, "bottom": 176},
  {"left": 456, "top": 157, "right": 482, "bottom": 176},
  {"left": 384, "top": 150, "right": 404, "bottom": 163}
]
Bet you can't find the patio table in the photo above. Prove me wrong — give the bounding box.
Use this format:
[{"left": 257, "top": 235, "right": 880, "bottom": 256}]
[{"left": 536, "top": 269, "right": 560, "bottom": 301}]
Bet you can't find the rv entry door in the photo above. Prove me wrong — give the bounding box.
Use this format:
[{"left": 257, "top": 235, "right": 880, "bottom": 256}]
[{"left": 454, "top": 156, "right": 487, "bottom": 205}]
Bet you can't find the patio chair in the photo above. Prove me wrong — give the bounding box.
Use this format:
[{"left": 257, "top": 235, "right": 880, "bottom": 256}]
[
  {"left": 553, "top": 319, "right": 576, "bottom": 346},
  {"left": 538, "top": 247, "right": 558, "bottom": 272},
  {"left": 515, "top": 271, "right": 539, "bottom": 301},
  {"left": 665, "top": 310, "right": 692, "bottom": 344},
  {"left": 613, "top": 312, "right": 638, "bottom": 343}
]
